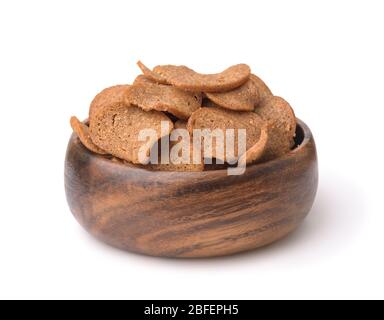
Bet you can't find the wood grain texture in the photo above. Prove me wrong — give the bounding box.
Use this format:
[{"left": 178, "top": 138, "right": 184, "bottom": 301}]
[{"left": 64, "top": 119, "right": 318, "bottom": 258}]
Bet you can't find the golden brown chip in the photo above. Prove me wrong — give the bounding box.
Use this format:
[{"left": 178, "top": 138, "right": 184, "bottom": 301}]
[
  {"left": 262, "top": 126, "right": 295, "bottom": 161},
  {"left": 252, "top": 74, "right": 273, "bottom": 101},
  {"left": 146, "top": 120, "right": 204, "bottom": 171},
  {"left": 238, "top": 124, "right": 269, "bottom": 164},
  {"left": 126, "top": 82, "right": 202, "bottom": 120},
  {"left": 133, "top": 74, "right": 155, "bottom": 85},
  {"left": 187, "top": 106, "right": 265, "bottom": 163},
  {"left": 136, "top": 61, "right": 168, "bottom": 84},
  {"left": 174, "top": 120, "right": 187, "bottom": 129},
  {"left": 89, "top": 103, "right": 174, "bottom": 164},
  {"left": 256, "top": 96, "right": 296, "bottom": 137},
  {"left": 89, "top": 85, "right": 130, "bottom": 120},
  {"left": 205, "top": 74, "right": 272, "bottom": 111},
  {"left": 147, "top": 63, "right": 250, "bottom": 93},
  {"left": 70, "top": 116, "right": 107, "bottom": 155},
  {"left": 255, "top": 96, "right": 296, "bottom": 160},
  {"left": 205, "top": 76, "right": 257, "bottom": 111}
]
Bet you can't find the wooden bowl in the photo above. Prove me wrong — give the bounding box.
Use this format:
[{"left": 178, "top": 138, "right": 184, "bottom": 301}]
[{"left": 65, "top": 119, "right": 318, "bottom": 258}]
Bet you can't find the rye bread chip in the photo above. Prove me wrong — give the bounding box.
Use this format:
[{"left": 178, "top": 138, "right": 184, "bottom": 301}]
[
  {"left": 137, "top": 61, "right": 168, "bottom": 84},
  {"left": 238, "top": 124, "right": 269, "bottom": 164},
  {"left": 89, "top": 85, "right": 130, "bottom": 120},
  {"left": 133, "top": 74, "right": 155, "bottom": 85},
  {"left": 125, "top": 82, "right": 202, "bottom": 120},
  {"left": 187, "top": 106, "right": 266, "bottom": 163},
  {"left": 147, "top": 121, "right": 204, "bottom": 171},
  {"left": 252, "top": 74, "right": 273, "bottom": 101},
  {"left": 70, "top": 116, "right": 107, "bottom": 155},
  {"left": 149, "top": 63, "right": 251, "bottom": 93},
  {"left": 255, "top": 96, "right": 296, "bottom": 160},
  {"left": 206, "top": 74, "right": 272, "bottom": 111},
  {"left": 89, "top": 103, "right": 174, "bottom": 164}
]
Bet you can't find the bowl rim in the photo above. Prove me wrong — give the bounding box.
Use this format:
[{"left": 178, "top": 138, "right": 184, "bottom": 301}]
[
  {"left": 290, "top": 118, "right": 312, "bottom": 153},
  {"left": 72, "top": 118, "right": 313, "bottom": 174}
]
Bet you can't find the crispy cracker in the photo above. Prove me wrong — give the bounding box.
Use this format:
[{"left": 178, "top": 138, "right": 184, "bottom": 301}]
[
  {"left": 187, "top": 106, "right": 265, "bottom": 162},
  {"left": 146, "top": 120, "right": 204, "bottom": 171},
  {"left": 136, "top": 61, "right": 168, "bottom": 84},
  {"left": 89, "top": 85, "right": 130, "bottom": 121},
  {"left": 133, "top": 74, "right": 156, "bottom": 85},
  {"left": 255, "top": 96, "right": 296, "bottom": 160},
  {"left": 252, "top": 74, "right": 273, "bottom": 101},
  {"left": 148, "top": 63, "right": 250, "bottom": 93},
  {"left": 205, "top": 76, "right": 257, "bottom": 111},
  {"left": 238, "top": 124, "right": 269, "bottom": 164},
  {"left": 126, "top": 82, "right": 202, "bottom": 120},
  {"left": 70, "top": 116, "right": 107, "bottom": 155},
  {"left": 206, "top": 74, "right": 272, "bottom": 111},
  {"left": 89, "top": 103, "right": 174, "bottom": 164}
]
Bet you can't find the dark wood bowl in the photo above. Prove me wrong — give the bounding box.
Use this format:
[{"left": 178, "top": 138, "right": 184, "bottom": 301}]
[{"left": 65, "top": 119, "right": 318, "bottom": 258}]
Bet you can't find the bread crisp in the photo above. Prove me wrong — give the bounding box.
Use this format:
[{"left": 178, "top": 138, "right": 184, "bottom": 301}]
[
  {"left": 205, "top": 74, "right": 272, "bottom": 111},
  {"left": 255, "top": 96, "right": 296, "bottom": 160},
  {"left": 136, "top": 61, "right": 168, "bottom": 84},
  {"left": 89, "top": 103, "right": 174, "bottom": 164},
  {"left": 133, "top": 74, "right": 155, "bottom": 85},
  {"left": 149, "top": 63, "right": 251, "bottom": 93},
  {"left": 71, "top": 62, "right": 298, "bottom": 169},
  {"left": 187, "top": 106, "right": 266, "bottom": 162},
  {"left": 125, "top": 82, "right": 202, "bottom": 120},
  {"left": 252, "top": 74, "right": 273, "bottom": 101},
  {"left": 238, "top": 124, "right": 269, "bottom": 164},
  {"left": 89, "top": 85, "right": 130, "bottom": 122},
  {"left": 146, "top": 120, "right": 204, "bottom": 171},
  {"left": 70, "top": 116, "right": 107, "bottom": 155}
]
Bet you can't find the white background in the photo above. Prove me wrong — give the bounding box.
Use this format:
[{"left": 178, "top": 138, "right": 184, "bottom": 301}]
[{"left": 0, "top": 0, "right": 383, "bottom": 300}]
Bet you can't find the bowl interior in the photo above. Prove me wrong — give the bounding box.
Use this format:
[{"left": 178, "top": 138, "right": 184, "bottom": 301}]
[{"left": 293, "top": 120, "right": 305, "bottom": 148}]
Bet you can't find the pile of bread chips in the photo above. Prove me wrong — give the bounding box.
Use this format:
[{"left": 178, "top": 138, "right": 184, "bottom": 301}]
[{"left": 70, "top": 62, "right": 297, "bottom": 171}]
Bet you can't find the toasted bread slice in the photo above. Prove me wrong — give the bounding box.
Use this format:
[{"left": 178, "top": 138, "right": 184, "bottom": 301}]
[
  {"left": 187, "top": 106, "right": 266, "bottom": 163},
  {"left": 255, "top": 96, "right": 296, "bottom": 160},
  {"left": 89, "top": 103, "right": 173, "bottom": 164},
  {"left": 146, "top": 120, "right": 204, "bottom": 171},
  {"left": 133, "top": 74, "right": 155, "bottom": 85},
  {"left": 70, "top": 116, "right": 107, "bottom": 155},
  {"left": 146, "top": 63, "right": 250, "bottom": 93},
  {"left": 205, "top": 74, "right": 272, "bottom": 111},
  {"left": 89, "top": 85, "right": 130, "bottom": 121},
  {"left": 136, "top": 61, "right": 168, "bottom": 84},
  {"left": 252, "top": 74, "right": 273, "bottom": 102},
  {"left": 238, "top": 124, "right": 269, "bottom": 164},
  {"left": 126, "top": 82, "right": 202, "bottom": 120}
]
